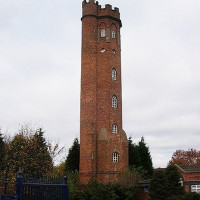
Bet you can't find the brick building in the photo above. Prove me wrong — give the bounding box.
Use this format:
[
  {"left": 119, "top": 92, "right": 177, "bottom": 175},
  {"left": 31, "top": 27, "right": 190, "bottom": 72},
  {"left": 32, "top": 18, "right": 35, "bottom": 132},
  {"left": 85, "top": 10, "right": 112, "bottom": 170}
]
[
  {"left": 80, "top": 0, "right": 128, "bottom": 183},
  {"left": 176, "top": 165, "right": 200, "bottom": 193}
]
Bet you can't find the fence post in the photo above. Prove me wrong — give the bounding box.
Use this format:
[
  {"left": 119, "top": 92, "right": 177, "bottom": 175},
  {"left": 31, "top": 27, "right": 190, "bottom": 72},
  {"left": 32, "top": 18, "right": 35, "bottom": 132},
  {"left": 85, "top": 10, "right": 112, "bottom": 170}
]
[
  {"left": 64, "top": 176, "right": 69, "bottom": 200},
  {"left": 16, "top": 171, "right": 23, "bottom": 200}
]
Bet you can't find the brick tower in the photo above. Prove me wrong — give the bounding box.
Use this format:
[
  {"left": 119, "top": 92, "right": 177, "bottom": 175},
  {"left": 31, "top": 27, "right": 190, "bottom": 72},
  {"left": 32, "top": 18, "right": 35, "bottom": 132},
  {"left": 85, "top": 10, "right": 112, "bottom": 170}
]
[{"left": 80, "top": 0, "right": 128, "bottom": 184}]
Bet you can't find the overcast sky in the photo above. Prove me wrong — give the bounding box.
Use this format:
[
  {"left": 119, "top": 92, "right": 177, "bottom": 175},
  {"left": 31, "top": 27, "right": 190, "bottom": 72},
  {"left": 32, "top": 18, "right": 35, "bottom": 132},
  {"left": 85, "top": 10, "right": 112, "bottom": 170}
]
[{"left": 0, "top": 0, "right": 200, "bottom": 168}]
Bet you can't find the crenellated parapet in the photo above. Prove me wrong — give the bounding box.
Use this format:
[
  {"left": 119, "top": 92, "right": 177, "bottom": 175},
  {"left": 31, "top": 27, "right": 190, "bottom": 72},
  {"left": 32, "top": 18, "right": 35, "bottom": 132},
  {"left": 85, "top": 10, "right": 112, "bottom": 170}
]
[{"left": 82, "top": 0, "right": 121, "bottom": 27}]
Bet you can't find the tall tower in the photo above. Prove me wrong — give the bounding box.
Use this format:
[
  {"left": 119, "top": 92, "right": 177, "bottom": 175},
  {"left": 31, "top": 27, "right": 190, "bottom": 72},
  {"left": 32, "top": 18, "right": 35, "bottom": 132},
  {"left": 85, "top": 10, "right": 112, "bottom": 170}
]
[{"left": 80, "top": 0, "right": 128, "bottom": 184}]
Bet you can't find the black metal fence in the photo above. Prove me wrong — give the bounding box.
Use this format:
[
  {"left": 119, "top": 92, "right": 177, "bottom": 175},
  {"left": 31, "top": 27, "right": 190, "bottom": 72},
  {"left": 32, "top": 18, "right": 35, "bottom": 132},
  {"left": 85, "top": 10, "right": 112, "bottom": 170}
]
[{"left": 0, "top": 171, "right": 69, "bottom": 200}]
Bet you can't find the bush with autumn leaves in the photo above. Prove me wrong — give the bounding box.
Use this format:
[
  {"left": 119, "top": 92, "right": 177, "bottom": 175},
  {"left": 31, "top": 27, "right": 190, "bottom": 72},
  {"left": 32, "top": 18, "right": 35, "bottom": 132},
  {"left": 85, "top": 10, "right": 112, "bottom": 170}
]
[{"left": 0, "top": 125, "right": 64, "bottom": 178}]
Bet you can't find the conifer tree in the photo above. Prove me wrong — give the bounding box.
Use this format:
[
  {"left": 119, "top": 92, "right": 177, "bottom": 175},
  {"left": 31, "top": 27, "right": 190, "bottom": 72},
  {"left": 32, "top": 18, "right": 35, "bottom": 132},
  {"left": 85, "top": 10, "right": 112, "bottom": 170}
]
[
  {"left": 138, "top": 137, "right": 153, "bottom": 178},
  {"left": 149, "top": 169, "right": 168, "bottom": 200},
  {"left": 65, "top": 138, "right": 80, "bottom": 172},
  {"left": 128, "top": 137, "right": 141, "bottom": 167},
  {"left": 0, "top": 130, "right": 5, "bottom": 171},
  {"left": 30, "top": 128, "right": 53, "bottom": 176},
  {"left": 165, "top": 165, "right": 185, "bottom": 198}
]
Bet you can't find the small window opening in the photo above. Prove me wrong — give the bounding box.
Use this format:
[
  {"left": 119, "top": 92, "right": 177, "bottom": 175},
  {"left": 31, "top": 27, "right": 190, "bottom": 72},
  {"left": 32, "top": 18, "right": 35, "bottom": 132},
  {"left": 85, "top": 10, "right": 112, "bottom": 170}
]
[
  {"left": 111, "top": 31, "right": 116, "bottom": 38},
  {"left": 112, "top": 68, "right": 117, "bottom": 81},
  {"left": 112, "top": 49, "right": 116, "bottom": 54},
  {"left": 101, "top": 48, "right": 105, "bottom": 53},
  {"left": 101, "top": 29, "right": 106, "bottom": 37},
  {"left": 112, "top": 124, "right": 118, "bottom": 134},
  {"left": 112, "top": 152, "right": 119, "bottom": 163},
  {"left": 112, "top": 95, "right": 117, "bottom": 108}
]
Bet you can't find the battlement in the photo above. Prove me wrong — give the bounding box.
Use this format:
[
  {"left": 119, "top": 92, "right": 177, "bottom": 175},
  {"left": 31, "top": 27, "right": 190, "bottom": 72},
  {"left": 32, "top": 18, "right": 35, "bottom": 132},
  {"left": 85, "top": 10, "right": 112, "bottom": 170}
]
[
  {"left": 82, "top": 0, "right": 99, "bottom": 6},
  {"left": 82, "top": 0, "right": 120, "bottom": 21}
]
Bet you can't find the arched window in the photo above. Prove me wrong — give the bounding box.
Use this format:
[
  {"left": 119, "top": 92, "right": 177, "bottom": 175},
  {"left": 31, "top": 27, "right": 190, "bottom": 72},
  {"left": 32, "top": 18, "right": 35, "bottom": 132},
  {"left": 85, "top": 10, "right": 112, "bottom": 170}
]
[
  {"left": 101, "top": 29, "right": 106, "bottom": 37},
  {"left": 112, "top": 152, "right": 119, "bottom": 163},
  {"left": 112, "top": 124, "right": 118, "bottom": 134},
  {"left": 112, "top": 68, "right": 117, "bottom": 81},
  {"left": 111, "top": 31, "right": 116, "bottom": 38},
  {"left": 112, "top": 95, "right": 117, "bottom": 108}
]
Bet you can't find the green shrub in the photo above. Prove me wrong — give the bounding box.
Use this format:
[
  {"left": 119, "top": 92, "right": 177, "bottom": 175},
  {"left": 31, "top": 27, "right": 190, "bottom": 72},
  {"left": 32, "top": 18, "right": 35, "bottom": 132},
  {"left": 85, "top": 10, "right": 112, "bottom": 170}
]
[{"left": 184, "top": 192, "right": 200, "bottom": 200}]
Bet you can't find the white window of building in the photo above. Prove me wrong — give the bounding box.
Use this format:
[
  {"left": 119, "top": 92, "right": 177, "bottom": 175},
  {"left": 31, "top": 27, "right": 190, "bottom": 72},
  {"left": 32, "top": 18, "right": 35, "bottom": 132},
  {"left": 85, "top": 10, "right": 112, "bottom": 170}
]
[
  {"left": 112, "top": 152, "right": 119, "bottom": 163},
  {"left": 112, "top": 95, "right": 117, "bottom": 108},
  {"left": 101, "top": 29, "right": 106, "bottom": 37},
  {"left": 191, "top": 185, "right": 200, "bottom": 193},
  {"left": 111, "top": 31, "right": 116, "bottom": 38},
  {"left": 112, "top": 124, "right": 118, "bottom": 134},
  {"left": 112, "top": 68, "right": 117, "bottom": 81}
]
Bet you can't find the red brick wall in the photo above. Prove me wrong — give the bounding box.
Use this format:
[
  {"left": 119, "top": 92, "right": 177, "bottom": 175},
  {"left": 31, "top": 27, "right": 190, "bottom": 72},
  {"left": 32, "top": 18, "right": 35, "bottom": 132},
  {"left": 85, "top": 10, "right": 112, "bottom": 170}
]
[{"left": 80, "top": 0, "right": 128, "bottom": 184}]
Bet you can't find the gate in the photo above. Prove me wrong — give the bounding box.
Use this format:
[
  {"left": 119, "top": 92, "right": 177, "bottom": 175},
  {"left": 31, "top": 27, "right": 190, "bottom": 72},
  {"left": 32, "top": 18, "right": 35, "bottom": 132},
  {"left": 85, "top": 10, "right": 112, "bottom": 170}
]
[{"left": 0, "top": 171, "right": 69, "bottom": 200}]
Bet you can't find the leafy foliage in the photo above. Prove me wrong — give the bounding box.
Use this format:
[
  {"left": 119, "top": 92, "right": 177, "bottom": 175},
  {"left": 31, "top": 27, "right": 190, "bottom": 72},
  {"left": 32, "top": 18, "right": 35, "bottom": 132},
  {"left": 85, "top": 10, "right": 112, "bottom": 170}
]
[
  {"left": 128, "top": 136, "right": 153, "bottom": 178},
  {"left": 169, "top": 149, "right": 200, "bottom": 166},
  {"left": 6, "top": 126, "right": 53, "bottom": 177},
  {"left": 184, "top": 192, "right": 200, "bottom": 200},
  {"left": 65, "top": 138, "right": 80, "bottom": 172},
  {"left": 118, "top": 168, "right": 143, "bottom": 187},
  {"left": 68, "top": 175, "right": 138, "bottom": 200}
]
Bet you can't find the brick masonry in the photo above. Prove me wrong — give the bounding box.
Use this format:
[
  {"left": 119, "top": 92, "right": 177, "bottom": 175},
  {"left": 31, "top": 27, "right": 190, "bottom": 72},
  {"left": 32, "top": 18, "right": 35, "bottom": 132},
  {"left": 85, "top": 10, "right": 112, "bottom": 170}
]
[
  {"left": 176, "top": 165, "right": 200, "bottom": 193},
  {"left": 80, "top": 0, "right": 128, "bottom": 183}
]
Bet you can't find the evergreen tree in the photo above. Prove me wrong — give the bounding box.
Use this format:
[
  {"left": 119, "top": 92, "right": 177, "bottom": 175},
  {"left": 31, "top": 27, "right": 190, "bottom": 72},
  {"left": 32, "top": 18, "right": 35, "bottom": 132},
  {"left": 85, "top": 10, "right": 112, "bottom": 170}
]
[
  {"left": 30, "top": 128, "right": 53, "bottom": 176},
  {"left": 128, "top": 137, "right": 141, "bottom": 167},
  {"left": 149, "top": 169, "right": 168, "bottom": 200},
  {"left": 0, "top": 130, "right": 5, "bottom": 171},
  {"left": 65, "top": 138, "right": 80, "bottom": 172},
  {"left": 138, "top": 137, "right": 153, "bottom": 178},
  {"left": 165, "top": 165, "right": 185, "bottom": 199}
]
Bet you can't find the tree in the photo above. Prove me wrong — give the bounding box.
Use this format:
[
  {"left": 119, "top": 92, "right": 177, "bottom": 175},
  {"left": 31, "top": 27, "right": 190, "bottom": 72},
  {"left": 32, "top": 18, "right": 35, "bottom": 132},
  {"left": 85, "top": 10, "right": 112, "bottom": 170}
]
[
  {"left": 65, "top": 138, "right": 80, "bottom": 172},
  {"left": 128, "top": 137, "right": 141, "bottom": 167},
  {"left": 0, "top": 130, "right": 6, "bottom": 171},
  {"left": 149, "top": 169, "right": 169, "bottom": 200},
  {"left": 138, "top": 137, "right": 153, "bottom": 178},
  {"left": 165, "top": 165, "right": 185, "bottom": 199},
  {"left": 169, "top": 149, "right": 200, "bottom": 166},
  {"left": 128, "top": 136, "right": 153, "bottom": 178},
  {"left": 6, "top": 126, "right": 53, "bottom": 177},
  {"left": 29, "top": 128, "right": 53, "bottom": 176},
  {"left": 149, "top": 166, "right": 185, "bottom": 200},
  {"left": 184, "top": 192, "right": 200, "bottom": 200}
]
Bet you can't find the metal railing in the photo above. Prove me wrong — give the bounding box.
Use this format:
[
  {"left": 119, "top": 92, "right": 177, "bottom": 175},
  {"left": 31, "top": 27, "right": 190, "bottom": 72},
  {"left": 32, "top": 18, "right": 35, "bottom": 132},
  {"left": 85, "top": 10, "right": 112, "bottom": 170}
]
[{"left": 0, "top": 171, "right": 69, "bottom": 200}]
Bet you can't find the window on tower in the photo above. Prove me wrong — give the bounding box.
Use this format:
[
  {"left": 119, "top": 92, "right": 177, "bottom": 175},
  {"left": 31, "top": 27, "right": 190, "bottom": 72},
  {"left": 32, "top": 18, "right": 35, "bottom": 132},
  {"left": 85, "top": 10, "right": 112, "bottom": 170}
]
[
  {"left": 112, "top": 49, "right": 116, "bottom": 54},
  {"left": 101, "top": 29, "right": 106, "bottom": 37},
  {"left": 112, "top": 95, "right": 117, "bottom": 108},
  {"left": 111, "top": 31, "right": 116, "bottom": 38},
  {"left": 112, "top": 124, "right": 118, "bottom": 134},
  {"left": 112, "top": 152, "right": 119, "bottom": 163},
  {"left": 112, "top": 68, "right": 117, "bottom": 81}
]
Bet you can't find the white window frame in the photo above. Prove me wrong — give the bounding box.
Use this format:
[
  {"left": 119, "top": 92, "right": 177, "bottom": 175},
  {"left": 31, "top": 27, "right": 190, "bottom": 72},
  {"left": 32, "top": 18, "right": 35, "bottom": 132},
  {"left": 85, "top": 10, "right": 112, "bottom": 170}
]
[
  {"left": 112, "top": 152, "right": 119, "bottom": 163},
  {"left": 111, "top": 31, "right": 116, "bottom": 38},
  {"left": 112, "top": 95, "right": 117, "bottom": 108},
  {"left": 101, "top": 29, "right": 106, "bottom": 37},
  {"left": 191, "top": 185, "right": 200, "bottom": 193},
  {"left": 112, "top": 124, "right": 118, "bottom": 134},
  {"left": 112, "top": 68, "right": 117, "bottom": 81}
]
